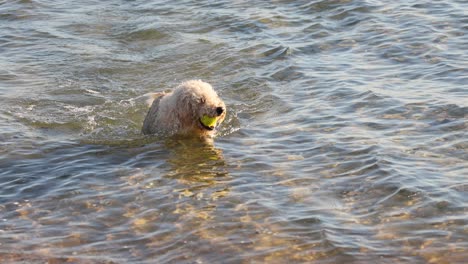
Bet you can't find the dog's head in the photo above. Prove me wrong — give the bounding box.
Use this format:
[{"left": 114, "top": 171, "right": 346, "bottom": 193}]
[{"left": 174, "top": 80, "right": 226, "bottom": 136}]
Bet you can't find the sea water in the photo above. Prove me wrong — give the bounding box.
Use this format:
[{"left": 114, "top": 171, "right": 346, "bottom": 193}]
[{"left": 0, "top": 0, "right": 466, "bottom": 263}]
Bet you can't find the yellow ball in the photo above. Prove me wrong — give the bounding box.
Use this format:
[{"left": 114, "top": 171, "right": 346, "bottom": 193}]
[{"left": 200, "top": 115, "right": 217, "bottom": 127}]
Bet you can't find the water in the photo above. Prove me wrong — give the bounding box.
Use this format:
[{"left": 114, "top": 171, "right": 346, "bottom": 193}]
[{"left": 0, "top": 0, "right": 467, "bottom": 263}]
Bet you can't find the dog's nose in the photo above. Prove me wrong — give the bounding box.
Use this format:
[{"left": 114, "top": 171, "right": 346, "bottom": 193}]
[{"left": 216, "top": 107, "right": 224, "bottom": 116}]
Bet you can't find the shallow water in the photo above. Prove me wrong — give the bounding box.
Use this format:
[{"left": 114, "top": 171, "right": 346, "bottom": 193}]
[{"left": 0, "top": 0, "right": 467, "bottom": 263}]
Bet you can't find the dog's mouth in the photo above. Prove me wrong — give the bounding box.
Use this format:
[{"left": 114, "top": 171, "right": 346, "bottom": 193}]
[{"left": 199, "top": 118, "right": 215, "bottom": 131}]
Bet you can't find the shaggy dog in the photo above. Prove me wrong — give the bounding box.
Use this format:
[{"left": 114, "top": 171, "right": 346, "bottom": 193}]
[{"left": 142, "top": 80, "right": 226, "bottom": 137}]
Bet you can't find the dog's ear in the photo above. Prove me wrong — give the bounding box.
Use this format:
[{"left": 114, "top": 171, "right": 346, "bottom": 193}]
[{"left": 176, "top": 91, "right": 197, "bottom": 128}]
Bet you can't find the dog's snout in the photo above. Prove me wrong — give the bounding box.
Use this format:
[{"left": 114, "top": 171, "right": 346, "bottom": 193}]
[{"left": 216, "top": 106, "right": 224, "bottom": 116}]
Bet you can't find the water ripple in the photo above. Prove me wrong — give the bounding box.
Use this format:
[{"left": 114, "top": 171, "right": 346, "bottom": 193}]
[{"left": 0, "top": 0, "right": 467, "bottom": 263}]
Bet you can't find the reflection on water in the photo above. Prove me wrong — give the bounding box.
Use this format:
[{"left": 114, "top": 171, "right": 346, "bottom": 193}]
[
  {"left": 0, "top": 0, "right": 467, "bottom": 263},
  {"left": 0, "top": 137, "right": 232, "bottom": 263}
]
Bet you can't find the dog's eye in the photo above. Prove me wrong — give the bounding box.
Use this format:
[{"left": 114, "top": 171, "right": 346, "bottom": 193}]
[{"left": 199, "top": 97, "right": 206, "bottom": 104}]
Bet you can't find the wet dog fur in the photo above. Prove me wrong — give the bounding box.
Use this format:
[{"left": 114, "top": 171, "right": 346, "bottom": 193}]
[{"left": 142, "top": 80, "right": 226, "bottom": 137}]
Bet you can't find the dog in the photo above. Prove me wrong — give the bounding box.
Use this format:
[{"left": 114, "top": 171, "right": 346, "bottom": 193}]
[{"left": 142, "top": 80, "right": 226, "bottom": 137}]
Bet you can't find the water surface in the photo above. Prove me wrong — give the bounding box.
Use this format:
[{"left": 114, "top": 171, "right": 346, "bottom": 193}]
[{"left": 0, "top": 0, "right": 467, "bottom": 263}]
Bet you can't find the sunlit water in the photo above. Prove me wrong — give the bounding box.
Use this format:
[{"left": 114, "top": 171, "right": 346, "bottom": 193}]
[{"left": 1, "top": 0, "right": 467, "bottom": 263}]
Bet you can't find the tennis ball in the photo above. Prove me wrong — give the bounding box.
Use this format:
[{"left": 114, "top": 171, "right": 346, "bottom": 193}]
[{"left": 200, "top": 115, "right": 217, "bottom": 127}]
